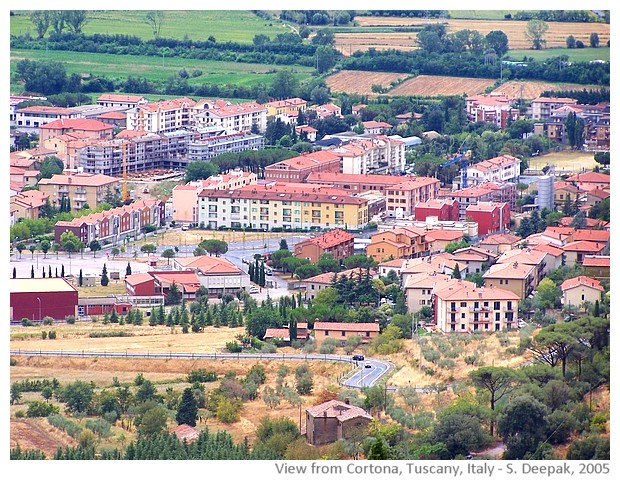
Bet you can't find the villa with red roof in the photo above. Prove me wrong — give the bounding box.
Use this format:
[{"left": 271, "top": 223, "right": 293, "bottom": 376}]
[
  {"left": 561, "top": 276, "right": 604, "bottom": 309},
  {"left": 125, "top": 271, "right": 201, "bottom": 302},
  {"left": 172, "top": 255, "right": 250, "bottom": 296},
  {"left": 294, "top": 229, "right": 354, "bottom": 263},
  {"left": 312, "top": 322, "right": 380, "bottom": 346},
  {"left": 563, "top": 241, "right": 607, "bottom": 267},
  {"left": 425, "top": 229, "right": 465, "bottom": 254}
]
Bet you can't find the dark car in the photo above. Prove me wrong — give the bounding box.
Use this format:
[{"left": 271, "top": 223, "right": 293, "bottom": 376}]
[
  {"left": 352, "top": 354, "right": 364, "bottom": 361},
  {"left": 364, "top": 363, "right": 372, "bottom": 368}
]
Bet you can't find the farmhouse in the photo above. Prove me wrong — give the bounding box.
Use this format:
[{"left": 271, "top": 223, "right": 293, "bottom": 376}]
[
  {"left": 312, "top": 322, "right": 379, "bottom": 347},
  {"left": 305, "top": 399, "right": 372, "bottom": 446},
  {"left": 561, "top": 276, "right": 604, "bottom": 310}
]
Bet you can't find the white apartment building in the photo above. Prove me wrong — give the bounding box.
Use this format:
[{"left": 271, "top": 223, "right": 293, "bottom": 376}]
[
  {"left": 333, "top": 136, "right": 405, "bottom": 175},
  {"left": 193, "top": 99, "right": 267, "bottom": 133},
  {"left": 126, "top": 97, "right": 196, "bottom": 133},
  {"left": 465, "top": 155, "right": 521, "bottom": 187}
]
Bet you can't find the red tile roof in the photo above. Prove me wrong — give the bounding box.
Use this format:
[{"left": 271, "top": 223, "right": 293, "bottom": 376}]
[
  {"left": 573, "top": 229, "right": 610, "bottom": 243},
  {"left": 563, "top": 241, "right": 606, "bottom": 252},
  {"left": 303, "top": 229, "right": 354, "bottom": 249},
  {"left": 313, "top": 322, "right": 380, "bottom": 333},
  {"left": 174, "top": 255, "right": 240, "bottom": 275},
  {"left": 39, "top": 173, "right": 119, "bottom": 187},
  {"left": 425, "top": 229, "right": 464, "bottom": 242},
  {"left": 582, "top": 256, "right": 610, "bottom": 267},
  {"left": 561, "top": 275, "right": 604, "bottom": 292},
  {"left": 435, "top": 282, "right": 520, "bottom": 301},
  {"left": 41, "top": 118, "right": 114, "bottom": 131},
  {"left": 305, "top": 171, "right": 404, "bottom": 186},
  {"left": 566, "top": 172, "right": 610, "bottom": 184},
  {"left": 306, "top": 400, "right": 372, "bottom": 422}
]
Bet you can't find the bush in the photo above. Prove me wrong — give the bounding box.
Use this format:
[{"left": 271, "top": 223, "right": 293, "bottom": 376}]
[
  {"left": 187, "top": 369, "right": 218, "bottom": 383},
  {"left": 48, "top": 331, "right": 57, "bottom": 339},
  {"left": 10, "top": 357, "right": 17, "bottom": 366},
  {"left": 421, "top": 347, "right": 441, "bottom": 363},
  {"left": 88, "top": 331, "right": 133, "bottom": 338},
  {"left": 65, "top": 315, "right": 76, "bottom": 325},
  {"left": 216, "top": 398, "right": 242, "bottom": 423},
  {"left": 302, "top": 339, "right": 316, "bottom": 353},
  {"left": 14, "top": 410, "right": 26, "bottom": 418},
  {"left": 21, "top": 318, "right": 34, "bottom": 327},
  {"left": 85, "top": 418, "right": 112, "bottom": 437},
  {"left": 319, "top": 337, "right": 339, "bottom": 354},
  {"left": 26, "top": 401, "right": 59, "bottom": 417},
  {"left": 225, "top": 341, "right": 242, "bottom": 353},
  {"left": 261, "top": 342, "right": 277, "bottom": 353},
  {"left": 42, "top": 316, "right": 54, "bottom": 325},
  {"left": 48, "top": 414, "right": 83, "bottom": 438},
  {"left": 41, "top": 331, "right": 48, "bottom": 340}
]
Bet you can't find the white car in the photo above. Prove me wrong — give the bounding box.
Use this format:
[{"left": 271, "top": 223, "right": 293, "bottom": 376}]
[{"left": 247, "top": 286, "right": 259, "bottom": 294}]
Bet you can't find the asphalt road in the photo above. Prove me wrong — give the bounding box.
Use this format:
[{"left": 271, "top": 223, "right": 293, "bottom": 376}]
[{"left": 9, "top": 349, "right": 394, "bottom": 389}]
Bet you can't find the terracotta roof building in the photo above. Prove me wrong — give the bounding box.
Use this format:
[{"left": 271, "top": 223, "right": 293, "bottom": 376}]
[
  {"left": 561, "top": 275, "right": 604, "bottom": 309},
  {"left": 312, "top": 322, "right": 380, "bottom": 346},
  {"left": 306, "top": 399, "right": 372, "bottom": 445},
  {"left": 294, "top": 229, "right": 355, "bottom": 263},
  {"left": 305, "top": 171, "right": 404, "bottom": 193},
  {"left": 264, "top": 150, "right": 341, "bottom": 183},
  {"left": 38, "top": 173, "right": 121, "bottom": 211}
]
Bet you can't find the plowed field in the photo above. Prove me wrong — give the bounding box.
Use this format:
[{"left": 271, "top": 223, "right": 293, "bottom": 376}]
[
  {"left": 388, "top": 75, "right": 496, "bottom": 97},
  {"left": 325, "top": 70, "right": 410, "bottom": 95},
  {"left": 491, "top": 80, "right": 605, "bottom": 100}
]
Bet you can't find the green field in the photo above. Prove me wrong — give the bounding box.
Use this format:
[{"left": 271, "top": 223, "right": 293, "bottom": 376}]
[
  {"left": 10, "top": 48, "right": 314, "bottom": 95},
  {"left": 508, "top": 47, "right": 610, "bottom": 63},
  {"left": 10, "top": 10, "right": 290, "bottom": 43}
]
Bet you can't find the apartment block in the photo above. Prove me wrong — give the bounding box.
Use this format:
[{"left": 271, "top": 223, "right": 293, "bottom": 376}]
[
  {"left": 385, "top": 177, "right": 440, "bottom": 218},
  {"left": 38, "top": 173, "right": 120, "bottom": 211},
  {"left": 294, "top": 228, "right": 354, "bottom": 263},
  {"left": 264, "top": 150, "right": 341, "bottom": 183}
]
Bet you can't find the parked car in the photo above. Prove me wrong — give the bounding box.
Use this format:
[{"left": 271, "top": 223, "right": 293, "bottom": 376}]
[
  {"left": 247, "top": 286, "right": 259, "bottom": 294},
  {"left": 352, "top": 354, "right": 364, "bottom": 361}
]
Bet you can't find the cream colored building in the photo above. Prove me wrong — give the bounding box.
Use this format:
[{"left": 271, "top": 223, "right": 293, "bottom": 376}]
[
  {"left": 38, "top": 173, "right": 120, "bottom": 211},
  {"left": 561, "top": 276, "right": 604, "bottom": 309},
  {"left": 434, "top": 282, "right": 521, "bottom": 333}
]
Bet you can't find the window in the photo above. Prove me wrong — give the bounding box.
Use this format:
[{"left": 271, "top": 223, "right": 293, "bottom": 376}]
[
  {"left": 460, "top": 302, "right": 467, "bottom": 307},
  {"left": 341, "top": 331, "right": 346, "bottom": 336}
]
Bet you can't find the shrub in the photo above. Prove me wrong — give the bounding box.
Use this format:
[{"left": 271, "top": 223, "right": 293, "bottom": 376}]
[
  {"left": 464, "top": 355, "right": 478, "bottom": 365},
  {"left": 21, "top": 318, "right": 34, "bottom": 327},
  {"left": 261, "top": 342, "right": 277, "bottom": 353},
  {"left": 14, "top": 410, "right": 25, "bottom": 418},
  {"left": 48, "top": 331, "right": 57, "bottom": 339},
  {"left": 302, "top": 339, "right": 316, "bottom": 353},
  {"left": 437, "top": 358, "right": 456, "bottom": 369},
  {"left": 88, "top": 331, "right": 133, "bottom": 338},
  {"left": 421, "top": 347, "right": 441, "bottom": 363},
  {"left": 319, "top": 337, "right": 339, "bottom": 354},
  {"left": 48, "top": 414, "right": 83, "bottom": 438},
  {"left": 65, "top": 315, "right": 76, "bottom": 325},
  {"left": 42, "top": 316, "right": 54, "bottom": 325},
  {"left": 41, "top": 331, "right": 48, "bottom": 340},
  {"left": 187, "top": 369, "right": 218, "bottom": 383},
  {"left": 10, "top": 357, "right": 17, "bottom": 366},
  {"left": 225, "top": 341, "right": 242, "bottom": 353},
  {"left": 216, "top": 398, "right": 242, "bottom": 423},
  {"left": 85, "top": 418, "right": 112, "bottom": 437},
  {"left": 26, "top": 401, "right": 59, "bottom": 417}
]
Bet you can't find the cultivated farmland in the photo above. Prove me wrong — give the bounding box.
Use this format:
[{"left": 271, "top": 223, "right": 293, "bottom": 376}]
[
  {"left": 336, "top": 16, "right": 610, "bottom": 55},
  {"left": 388, "top": 75, "right": 496, "bottom": 97},
  {"left": 491, "top": 80, "right": 607, "bottom": 101},
  {"left": 325, "top": 70, "right": 411, "bottom": 95}
]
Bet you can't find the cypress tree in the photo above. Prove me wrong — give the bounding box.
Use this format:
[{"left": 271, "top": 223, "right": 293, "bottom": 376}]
[
  {"left": 101, "top": 264, "right": 109, "bottom": 286},
  {"left": 48, "top": 265, "right": 52, "bottom": 277},
  {"left": 176, "top": 387, "right": 198, "bottom": 427},
  {"left": 126, "top": 262, "right": 132, "bottom": 277},
  {"left": 42, "top": 267, "right": 46, "bottom": 278},
  {"left": 31, "top": 265, "right": 35, "bottom": 278},
  {"left": 12, "top": 267, "right": 16, "bottom": 279},
  {"left": 79, "top": 269, "right": 83, "bottom": 287},
  {"left": 61, "top": 265, "right": 65, "bottom": 277}
]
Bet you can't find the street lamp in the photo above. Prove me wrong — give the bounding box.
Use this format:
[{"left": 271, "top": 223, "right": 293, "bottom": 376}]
[{"left": 37, "top": 297, "right": 41, "bottom": 322}]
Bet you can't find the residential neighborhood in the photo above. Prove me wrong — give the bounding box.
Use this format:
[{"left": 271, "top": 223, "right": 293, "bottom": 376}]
[{"left": 9, "top": 9, "right": 610, "bottom": 466}]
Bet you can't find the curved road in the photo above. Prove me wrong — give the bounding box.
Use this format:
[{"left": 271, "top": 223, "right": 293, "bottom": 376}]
[{"left": 9, "top": 349, "right": 392, "bottom": 390}]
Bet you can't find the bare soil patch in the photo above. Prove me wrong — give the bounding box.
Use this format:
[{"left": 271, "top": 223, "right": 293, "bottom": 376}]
[
  {"left": 389, "top": 75, "right": 496, "bottom": 97},
  {"left": 325, "top": 70, "right": 410, "bottom": 95},
  {"left": 492, "top": 80, "right": 605, "bottom": 101},
  {"left": 10, "top": 418, "right": 77, "bottom": 458},
  {"left": 528, "top": 151, "right": 598, "bottom": 173}
]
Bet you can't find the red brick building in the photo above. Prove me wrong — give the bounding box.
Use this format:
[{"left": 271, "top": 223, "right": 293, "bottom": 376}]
[
  {"left": 465, "top": 201, "right": 510, "bottom": 235},
  {"left": 294, "top": 229, "right": 354, "bottom": 264},
  {"left": 415, "top": 199, "right": 460, "bottom": 222}
]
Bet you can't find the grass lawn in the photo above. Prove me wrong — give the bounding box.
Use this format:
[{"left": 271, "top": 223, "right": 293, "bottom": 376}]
[
  {"left": 10, "top": 48, "right": 314, "bottom": 94},
  {"left": 508, "top": 47, "right": 610, "bottom": 63},
  {"left": 10, "top": 10, "right": 289, "bottom": 43}
]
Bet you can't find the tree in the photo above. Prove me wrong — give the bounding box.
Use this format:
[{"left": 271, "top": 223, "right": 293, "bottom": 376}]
[
  {"left": 78, "top": 269, "right": 83, "bottom": 287},
  {"left": 430, "top": 412, "right": 490, "bottom": 458},
  {"left": 199, "top": 239, "right": 228, "bottom": 256},
  {"left": 270, "top": 70, "right": 299, "bottom": 99},
  {"left": 529, "top": 322, "right": 582, "bottom": 378},
  {"left": 485, "top": 30, "right": 509, "bottom": 57},
  {"left": 64, "top": 11, "right": 89, "bottom": 34},
  {"left": 60, "top": 231, "right": 82, "bottom": 257},
  {"left": 31, "top": 265, "right": 35, "bottom": 278},
  {"left": 176, "top": 387, "right": 198, "bottom": 427},
  {"left": 317, "top": 252, "right": 341, "bottom": 273},
  {"left": 101, "top": 264, "right": 109, "bottom": 287},
  {"left": 565, "top": 112, "right": 585, "bottom": 149},
  {"left": 497, "top": 395, "right": 549, "bottom": 460},
  {"left": 137, "top": 406, "right": 168, "bottom": 437},
  {"left": 39, "top": 240, "right": 50, "bottom": 259},
  {"left": 451, "top": 264, "right": 461, "bottom": 279},
  {"left": 145, "top": 11, "right": 165, "bottom": 39},
  {"left": 525, "top": 19, "right": 549, "bottom": 50},
  {"left": 533, "top": 278, "right": 561, "bottom": 312},
  {"left": 589, "top": 32, "right": 600, "bottom": 48},
  {"left": 15, "top": 59, "right": 67, "bottom": 95},
  {"left": 566, "top": 35, "right": 576, "bottom": 49},
  {"left": 315, "top": 46, "right": 337, "bottom": 74},
  {"left": 140, "top": 244, "right": 157, "bottom": 255},
  {"left": 469, "top": 367, "right": 521, "bottom": 436},
  {"left": 165, "top": 281, "right": 182, "bottom": 306},
  {"left": 162, "top": 248, "right": 175, "bottom": 265},
  {"left": 312, "top": 28, "right": 335, "bottom": 46},
  {"left": 12, "top": 267, "right": 16, "bottom": 279},
  {"left": 126, "top": 262, "right": 132, "bottom": 277},
  {"left": 294, "top": 263, "right": 321, "bottom": 280},
  {"left": 30, "top": 10, "right": 51, "bottom": 38},
  {"left": 62, "top": 380, "right": 94, "bottom": 414},
  {"left": 89, "top": 239, "right": 101, "bottom": 257},
  {"left": 279, "top": 238, "right": 289, "bottom": 251}
]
